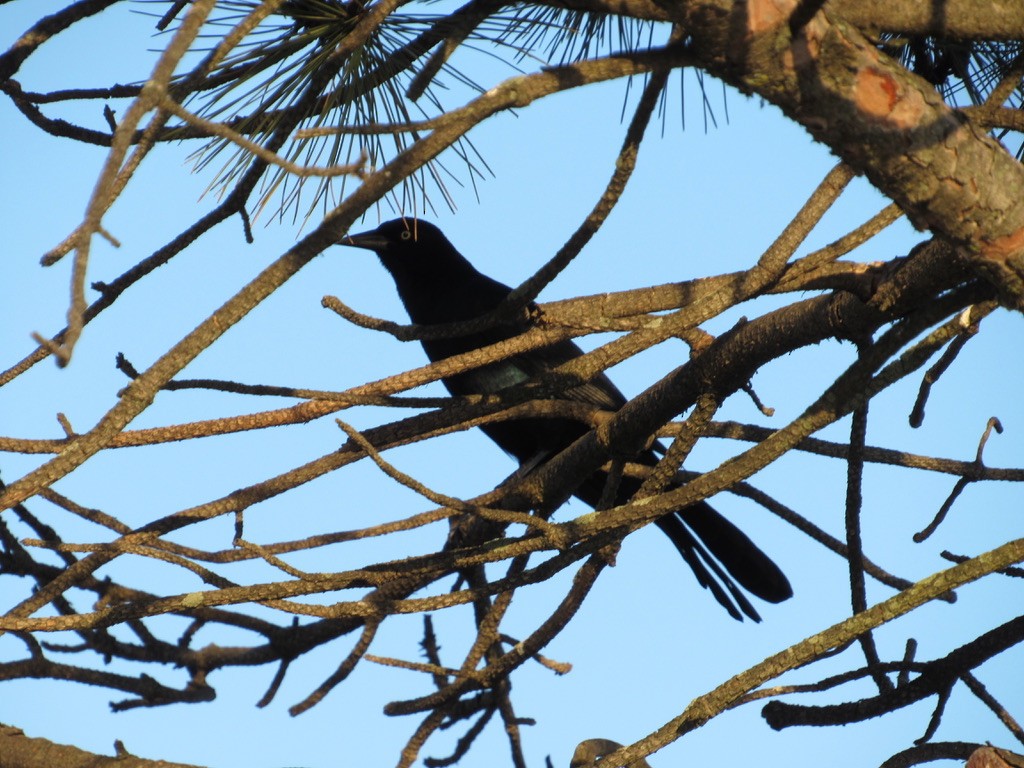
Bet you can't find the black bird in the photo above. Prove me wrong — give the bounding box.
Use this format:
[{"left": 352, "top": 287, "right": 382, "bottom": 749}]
[{"left": 341, "top": 218, "right": 792, "bottom": 620}]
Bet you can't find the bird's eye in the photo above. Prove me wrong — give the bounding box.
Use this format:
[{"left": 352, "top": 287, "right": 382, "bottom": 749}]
[{"left": 399, "top": 230, "right": 413, "bottom": 241}]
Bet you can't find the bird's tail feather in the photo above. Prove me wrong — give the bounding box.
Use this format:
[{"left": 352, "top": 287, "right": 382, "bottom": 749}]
[
  {"left": 578, "top": 472, "right": 791, "bottom": 621},
  {"left": 655, "top": 513, "right": 761, "bottom": 621},
  {"left": 679, "top": 501, "right": 793, "bottom": 603}
]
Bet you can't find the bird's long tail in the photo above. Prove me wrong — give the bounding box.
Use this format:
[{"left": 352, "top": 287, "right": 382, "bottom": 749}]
[
  {"left": 662, "top": 502, "right": 792, "bottom": 621},
  {"left": 577, "top": 473, "right": 792, "bottom": 621}
]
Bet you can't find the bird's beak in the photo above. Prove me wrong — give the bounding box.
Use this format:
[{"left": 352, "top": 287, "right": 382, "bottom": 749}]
[{"left": 340, "top": 228, "right": 388, "bottom": 251}]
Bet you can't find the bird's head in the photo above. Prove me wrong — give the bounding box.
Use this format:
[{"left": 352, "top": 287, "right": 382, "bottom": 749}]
[
  {"left": 341, "top": 218, "right": 446, "bottom": 264},
  {"left": 339, "top": 218, "right": 499, "bottom": 324}
]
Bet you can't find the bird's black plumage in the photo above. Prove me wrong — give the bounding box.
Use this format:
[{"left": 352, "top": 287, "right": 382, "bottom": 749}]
[{"left": 341, "top": 218, "right": 792, "bottom": 620}]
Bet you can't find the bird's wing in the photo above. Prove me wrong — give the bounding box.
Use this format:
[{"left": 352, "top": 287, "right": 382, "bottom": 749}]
[{"left": 507, "top": 338, "right": 627, "bottom": 411}]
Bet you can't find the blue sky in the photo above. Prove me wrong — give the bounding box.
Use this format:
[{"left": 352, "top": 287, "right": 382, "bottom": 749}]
[{"left": 1, "top": 2, "right": 1022, "bottom": 767}]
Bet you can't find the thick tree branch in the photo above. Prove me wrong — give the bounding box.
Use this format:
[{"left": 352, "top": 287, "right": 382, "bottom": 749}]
[
  {"left": 619, "top": 0, "right": 1024, "bottom": 306},
  {"left": 538, "top": 0, "right": 1024, "bottom": 40}
]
